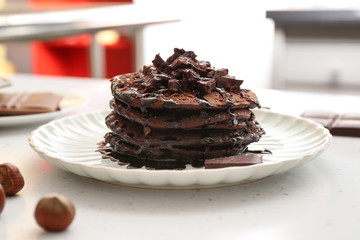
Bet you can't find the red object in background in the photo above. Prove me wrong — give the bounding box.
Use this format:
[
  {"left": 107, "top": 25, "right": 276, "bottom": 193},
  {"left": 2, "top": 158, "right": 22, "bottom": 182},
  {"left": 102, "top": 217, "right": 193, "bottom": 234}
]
[
  {"left": 29, "top": 0, "right": 133, "bottom": 78},
  {"left": 32, "top": 34, "right": 92, "bottom": 77},
  {"left": 105, "top": 36, "right": 134, "bottom": 78},
  {"left": 32, "top": 34, "right": 134, "bottom": 78}
]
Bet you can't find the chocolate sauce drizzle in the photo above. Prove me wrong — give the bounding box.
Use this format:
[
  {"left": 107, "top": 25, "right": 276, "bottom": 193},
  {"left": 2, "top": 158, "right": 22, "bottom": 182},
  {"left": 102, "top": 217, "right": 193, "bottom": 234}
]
[{"left": 98, "top": 142, "right": 271, "bottom": 170}]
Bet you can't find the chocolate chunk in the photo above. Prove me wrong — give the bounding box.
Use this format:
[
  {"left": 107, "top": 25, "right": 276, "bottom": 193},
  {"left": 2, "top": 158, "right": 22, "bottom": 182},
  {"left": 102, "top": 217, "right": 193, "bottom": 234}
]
[
  {"left": 171, "top": 56, "right": 190, "bottom": 70},
  {"left": 170, "top": 69, "right": 183, "bottom": 78},
  {"left": 214, "top": 68, "right": 229, "bottom": 78},
  {"left": 206, "top": 69, "right": 215, "bottom": 78},
  {"left": 165, "top": 48, "right": 187, "bottom": 64},
  {"left": 174, "top": 48, "right": 186, "bottom": 55},
  {"left": 301, "top": 111, "right": 360, "bottom": 137},
  {"left": 183, "top": 51, "right": 197, "bottom": 59},
  {"left": 216, "top": 76, "right": 243, "bottom": 90},
  {"left": 166, "top": 52, "right": 181, "bottom": 64},
  {"left": 178, "top": 78, "right": 189, "bottom": 91},
  {"left": 193, "top": 61, "right": 210, "bottom": 77},
  {"left": 205, "top": 154, "right": 263, "bottom": 169},
  {"left": 301, "top": 111, "right": 339, "bottom": 129},
  {"left": 195, "top": 79, "right": 216, "bottom": 95},
  {"left": 168, "top": 79, "right": 181, "bottom": 92},
  {"left": 330, "top": 114, "right": 360, "bottom": 137},
  {"left": 183, "top": 68, "right": 200, "bottom": 82},
  {"left": 152, "top": 54, "right": 170, "bottom": 74},
  {"left": 142, "top": 65, "right": 155, "bottom": 76}
]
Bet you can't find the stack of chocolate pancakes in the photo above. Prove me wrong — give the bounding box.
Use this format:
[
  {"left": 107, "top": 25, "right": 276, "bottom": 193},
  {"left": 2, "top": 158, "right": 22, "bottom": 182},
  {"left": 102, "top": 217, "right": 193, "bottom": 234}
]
[{"left": 103, "top": 48, "right": 264, "bottom": 169}]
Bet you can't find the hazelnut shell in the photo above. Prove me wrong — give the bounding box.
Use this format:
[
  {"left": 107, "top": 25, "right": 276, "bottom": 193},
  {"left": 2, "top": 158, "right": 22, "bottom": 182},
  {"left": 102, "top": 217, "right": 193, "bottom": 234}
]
[
  {"left": 0, "top": 163, "right": 25, "bottom": 195},
  {"left": 34, "top": 193, "right": 75, "bottom": 231},
  {"left": 0, "top": 184, "right": 5, "bottom": 214}
]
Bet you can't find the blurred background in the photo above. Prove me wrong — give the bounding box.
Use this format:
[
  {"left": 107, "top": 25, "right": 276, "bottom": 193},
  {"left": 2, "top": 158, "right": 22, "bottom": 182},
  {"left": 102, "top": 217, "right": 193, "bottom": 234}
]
[{"left": 1, "top": 0, "right": 360, "bottom": 94}]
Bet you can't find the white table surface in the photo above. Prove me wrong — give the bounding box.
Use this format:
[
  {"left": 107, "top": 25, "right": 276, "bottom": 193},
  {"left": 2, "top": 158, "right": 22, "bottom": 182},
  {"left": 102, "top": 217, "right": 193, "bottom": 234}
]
[{"left": 1, "top": 74, "right": 360, "bottom": 240}]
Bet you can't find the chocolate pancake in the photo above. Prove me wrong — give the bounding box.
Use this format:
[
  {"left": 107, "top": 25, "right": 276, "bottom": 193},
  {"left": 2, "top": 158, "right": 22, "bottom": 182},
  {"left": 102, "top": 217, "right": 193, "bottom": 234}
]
[
  {"left": 105, "top": 111, "right": 263, "bottom": 148},
  {"left": 104, "top": 132, "right": 246, "bottom": 163},
  {"left": 102, "top": 48, "right": 265, "bottom": 169},
  {"left": 110, "top": 98, "right": 253, "bottom": 130}
]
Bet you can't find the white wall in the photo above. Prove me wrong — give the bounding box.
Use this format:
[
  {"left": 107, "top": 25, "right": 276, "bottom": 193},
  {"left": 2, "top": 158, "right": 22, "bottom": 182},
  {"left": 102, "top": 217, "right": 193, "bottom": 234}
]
[{"left": 135, "top": 0, "right": 360, "bottom": 89}]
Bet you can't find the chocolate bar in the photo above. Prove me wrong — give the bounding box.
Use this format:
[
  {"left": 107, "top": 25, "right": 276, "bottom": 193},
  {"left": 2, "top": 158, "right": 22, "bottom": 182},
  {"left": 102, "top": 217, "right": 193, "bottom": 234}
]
[
  {"left": 204, "top": 154, "right": 263, "bottom": 169},
  {"left": 301, "top": 111, "right": 360, "bottom": 137},
  {"left": 331, "top": 114, "right": 360, "bottom": 137},
  {"left": 0, "top": 92, "right": 62, "bottom": 116}
]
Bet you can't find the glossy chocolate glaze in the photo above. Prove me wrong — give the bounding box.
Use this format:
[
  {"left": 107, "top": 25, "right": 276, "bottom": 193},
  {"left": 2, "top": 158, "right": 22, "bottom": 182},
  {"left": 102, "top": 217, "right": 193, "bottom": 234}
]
[{"left": 109, "top": 98, "right": 254, "bottom": 130}]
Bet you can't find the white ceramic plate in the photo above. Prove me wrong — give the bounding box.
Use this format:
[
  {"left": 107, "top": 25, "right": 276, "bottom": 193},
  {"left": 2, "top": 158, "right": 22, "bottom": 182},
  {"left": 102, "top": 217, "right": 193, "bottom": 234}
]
[
  {"left": 29, "top": 109, "right": 332, "bottom": 189},
  {"left": 0, "top": 95, "right": 85, "bottom": 126}
]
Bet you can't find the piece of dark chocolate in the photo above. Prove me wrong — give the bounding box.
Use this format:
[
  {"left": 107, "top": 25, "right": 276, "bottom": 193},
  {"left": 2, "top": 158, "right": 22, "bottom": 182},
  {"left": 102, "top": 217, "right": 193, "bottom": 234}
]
[
  {"left": 0, "top": 92, "right": 62, "bottom": 115},
  {"left": 214, "top": 68, "right": 229, "bottom": 78},
  {"left": 330, "top": 114, "right": 360, "bottom": 137},
  {"left": 171, "top": 56, "right": 190, "bottom": 70},
  {"left": 152, "top": 54, "right": 171, "bottom": 74},
  {"left": 216, "top": 75, "right": 243, "bottom": 90},
  {"left": 206, "top": 69, "right": 215, "bottom": 78},
  {"left": 300, "top": 111, "right": 338, "bottom": 129},
  {"left": 183, "top": 50, "right": 197, "bottom": 59},
  {"left": 183, "top": 68, "right": 200, "bottom": 82},
  {"left": 166, "top": 48, "right": 187, "bottom": 64},
  {"left": 195, "top": 79, "right": 216, "bottom": 95},
  {"left": 178, "top": 78, "right": 189, "bottom": 91},
  {"left": 301, "top": 111, "right": 360, "bottom": 137},
  {"left": 205, "top": 154, "right": 263, "bottom": 169},
  {"left": 168, "top": 79, "right": 181, "bottom": 92}
]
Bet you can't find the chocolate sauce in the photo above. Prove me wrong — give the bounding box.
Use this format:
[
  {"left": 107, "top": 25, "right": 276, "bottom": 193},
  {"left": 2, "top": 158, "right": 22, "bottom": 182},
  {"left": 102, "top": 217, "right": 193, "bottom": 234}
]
[
  {"left": 139, "top": 97, "right": 158, "bottom": 112},
  {"left": 99, "top": 144, "right": 271, "bottom": 170}
]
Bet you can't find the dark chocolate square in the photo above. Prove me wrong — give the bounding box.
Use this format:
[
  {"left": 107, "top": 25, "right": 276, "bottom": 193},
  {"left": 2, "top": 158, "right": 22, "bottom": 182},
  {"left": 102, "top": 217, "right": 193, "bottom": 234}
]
[
  {"left": 301, "top": 111, "right": 360, "bottom": 137},
  {"left": 205, "top": 154, "right": 263, "bottom": 169},
  {"left": 330, "top": 118, "right": 360, "bottom": 137}
]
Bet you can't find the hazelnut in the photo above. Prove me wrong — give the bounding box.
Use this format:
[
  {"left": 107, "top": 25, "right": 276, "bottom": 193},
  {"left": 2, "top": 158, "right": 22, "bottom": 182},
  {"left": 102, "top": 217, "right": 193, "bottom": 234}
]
[
  {"left": 0, "top": 163, "right": 25, "bottom": 195},
  {"left": 0, "top": 184, "right": 5, "bottom": 214},
  {"left": 34, "top": 193, "right": 75, "bottom": 231}
]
